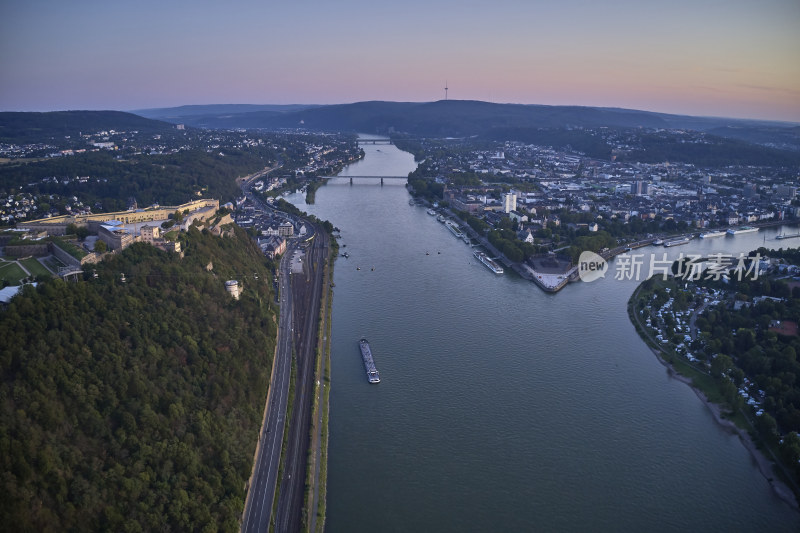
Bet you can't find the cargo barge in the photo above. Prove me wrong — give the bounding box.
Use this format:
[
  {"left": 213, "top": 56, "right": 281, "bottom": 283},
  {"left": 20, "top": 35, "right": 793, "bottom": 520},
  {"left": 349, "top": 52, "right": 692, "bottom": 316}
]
[
  {"left": 473, "top": 250, "right": 504, "bottom": 274},
  {"left": 699, "top": 230, "right": 726, "bottom": 238},
  {"left": 359, "top": 338, "right": 381, "bottom": 383}
]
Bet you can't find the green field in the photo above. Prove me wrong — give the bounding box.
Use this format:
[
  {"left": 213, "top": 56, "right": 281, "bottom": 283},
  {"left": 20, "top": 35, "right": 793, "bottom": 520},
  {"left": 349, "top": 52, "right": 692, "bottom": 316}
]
[
  {"left": 19, "top": 257, "right": 53, "bottom": 279},
  {"left": 0, "top": 260, "right": 28, "bottom": 286}
]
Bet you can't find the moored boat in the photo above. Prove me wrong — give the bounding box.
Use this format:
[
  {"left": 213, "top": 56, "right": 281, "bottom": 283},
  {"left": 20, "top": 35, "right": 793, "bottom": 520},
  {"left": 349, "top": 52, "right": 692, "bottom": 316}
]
[
  {"left": 445, "top": 220, "right": 464, "bottom": 238},
  {"left": 726, "top": 226, "right": 759, "bottom": 235},
  {"left": 664, "top": 237, "right": 690, "bottom": 247},
  {"left": 473, "top": 250, "right": 504, "bottom": 274}
]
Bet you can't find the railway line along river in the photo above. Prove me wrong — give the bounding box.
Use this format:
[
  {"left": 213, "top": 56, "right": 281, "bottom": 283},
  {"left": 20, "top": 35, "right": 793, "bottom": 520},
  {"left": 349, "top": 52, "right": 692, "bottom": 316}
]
[{"left": 285, "top": 136, "right": 799, "bottom": 531}]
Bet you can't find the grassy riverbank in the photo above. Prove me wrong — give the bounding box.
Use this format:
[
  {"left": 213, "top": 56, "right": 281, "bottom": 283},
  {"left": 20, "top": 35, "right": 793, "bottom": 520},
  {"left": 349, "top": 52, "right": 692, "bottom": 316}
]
[
  {"left": 315, "top": 237, "right": 337, "bottom": 531},
  {"left": 302, "top": 241, "right": 334, "bottom": 531}
]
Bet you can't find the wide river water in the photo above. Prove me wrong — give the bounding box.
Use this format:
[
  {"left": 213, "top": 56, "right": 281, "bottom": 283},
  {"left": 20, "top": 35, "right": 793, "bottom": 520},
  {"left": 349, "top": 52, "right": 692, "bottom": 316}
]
[{"left": 286, "top": 137, "right": 800, "bottom": 531}]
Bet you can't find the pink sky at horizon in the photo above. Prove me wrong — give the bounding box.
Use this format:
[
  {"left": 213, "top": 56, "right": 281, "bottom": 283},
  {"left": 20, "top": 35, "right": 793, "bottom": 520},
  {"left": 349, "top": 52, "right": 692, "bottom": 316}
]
[{"left": 1, "top": 0, "right": 798, "bottom": 122}]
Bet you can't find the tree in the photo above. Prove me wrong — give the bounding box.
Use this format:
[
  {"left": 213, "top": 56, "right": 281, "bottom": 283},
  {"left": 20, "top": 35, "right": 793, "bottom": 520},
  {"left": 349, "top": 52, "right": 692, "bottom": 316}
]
[
  {"left": 0, "top": 227, "right": 278, "bottom": 530},
  {"left": 76, "top": 226, "right": 90, "bottom": 240},
  {"left": 711, "top": 353, "right": 733, "bottom": 377},
  {"left": 756, "top": 412, "right": 778, "bottom": 439},
  {"left": 94, "top": 240, "right": 107, "bottom": 253}
]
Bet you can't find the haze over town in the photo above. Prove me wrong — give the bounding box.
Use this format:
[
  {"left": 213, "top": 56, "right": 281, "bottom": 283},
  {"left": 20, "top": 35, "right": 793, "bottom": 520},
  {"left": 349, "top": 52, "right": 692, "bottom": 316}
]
[{"left": 1, "top": 0, "right": 798, "bottom": 122}]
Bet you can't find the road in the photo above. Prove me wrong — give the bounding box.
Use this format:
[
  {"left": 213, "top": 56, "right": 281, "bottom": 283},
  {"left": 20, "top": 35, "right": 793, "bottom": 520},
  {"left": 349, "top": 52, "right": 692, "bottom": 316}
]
[
  {"left": 241, "top": 244, "right": 295, "bottom": 533},
  {"left": 689, "top": 301, "right": 708, "bottom": 341},
  {"left": 239, "top": 169, "right": 329, "bottom": 532}
]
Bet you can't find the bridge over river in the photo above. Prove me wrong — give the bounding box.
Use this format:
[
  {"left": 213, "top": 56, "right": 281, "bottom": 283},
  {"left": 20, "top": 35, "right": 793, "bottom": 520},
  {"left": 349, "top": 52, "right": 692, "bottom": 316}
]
[
  {"left": 356, "top": 139, "right": 393, "bottom": 145},
  {"left": 321, "top": 175, "right": 407, "bottom": 184}
]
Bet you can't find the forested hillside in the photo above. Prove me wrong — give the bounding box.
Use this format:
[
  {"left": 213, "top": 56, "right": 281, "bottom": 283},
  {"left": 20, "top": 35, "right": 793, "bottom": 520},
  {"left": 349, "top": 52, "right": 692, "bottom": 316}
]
[
  {"left": 0, "top": 226, "right": 277, "bottom": 531},
  {"left": 0, "top": 148, "right": 272, "bottom": 209},
  {"left": 0, "top": 111, "right": 176, "bottom": 144}
]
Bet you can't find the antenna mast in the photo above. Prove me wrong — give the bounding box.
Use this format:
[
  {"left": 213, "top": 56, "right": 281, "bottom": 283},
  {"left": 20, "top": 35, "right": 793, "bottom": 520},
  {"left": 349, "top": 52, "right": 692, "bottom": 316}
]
[{"left": 444, "top": 81, "right": 448, "bottom": 101}]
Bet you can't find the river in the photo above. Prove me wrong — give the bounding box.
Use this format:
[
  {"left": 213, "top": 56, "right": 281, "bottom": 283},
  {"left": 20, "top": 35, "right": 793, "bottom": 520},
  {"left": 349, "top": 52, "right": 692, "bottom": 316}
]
[{"left": 285, "top": 137, "right": 800, "bottom": 531}]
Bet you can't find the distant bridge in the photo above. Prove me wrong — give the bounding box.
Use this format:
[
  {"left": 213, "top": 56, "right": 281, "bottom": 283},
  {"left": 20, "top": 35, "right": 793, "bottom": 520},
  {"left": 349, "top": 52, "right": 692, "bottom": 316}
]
[
  {"left": 356, "top": 139, "right": 393, "bottom": 145},
  {"left": 321, "top": 175, "right": 407, "bottom": 184},
  {"left": 322, "top": 175, "right": 406, "bottom": 179}
]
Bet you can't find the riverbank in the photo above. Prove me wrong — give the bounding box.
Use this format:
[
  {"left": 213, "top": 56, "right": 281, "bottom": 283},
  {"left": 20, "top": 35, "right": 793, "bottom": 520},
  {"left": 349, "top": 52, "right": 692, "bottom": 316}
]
[
  {"left": 304, "top": 237, "right": 335, "bottom": 532},
  {"left": 441, "top": 207, "right": 575, "bottom": 292},
  {"left": 628, "top": 282, "right": 799, "bottom": 511},
  {"left": 291, "top": 138, "right": 800, "bottom": 530}
]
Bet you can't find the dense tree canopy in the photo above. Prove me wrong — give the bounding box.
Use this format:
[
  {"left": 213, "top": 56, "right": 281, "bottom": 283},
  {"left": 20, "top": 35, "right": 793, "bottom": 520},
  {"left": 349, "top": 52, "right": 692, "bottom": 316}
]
[
  {"left": 0, "top": 148, "right": 273, "bottom": 210},
  {"left": 0, "top": 227, "right": 277, "bottom": 531}
]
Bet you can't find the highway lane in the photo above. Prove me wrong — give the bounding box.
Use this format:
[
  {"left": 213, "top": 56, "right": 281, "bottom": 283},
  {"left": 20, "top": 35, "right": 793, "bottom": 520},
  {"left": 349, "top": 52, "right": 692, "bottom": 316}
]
[
  {"left": 241, "top": 245, "right": 294, "bottom": 533},
  {"left": 240, "top": 167, "right": 300, "bottom": 532}
]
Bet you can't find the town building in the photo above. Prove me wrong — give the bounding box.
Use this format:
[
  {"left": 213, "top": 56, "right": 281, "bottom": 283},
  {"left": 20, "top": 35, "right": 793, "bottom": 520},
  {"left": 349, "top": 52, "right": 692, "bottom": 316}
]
[
  {"left": 631, "top": 181, "right": 648, "bottom": 196},
  {"left": 18, "top": 199, "right": 220, "bottom": 236},
  {"left": 260, "top": 236, "right": 286, "bottom": 259},
  {"left": 278, "top": 221, "right": 294, "bottom": 237},
  {"left": 502, "top": 192, "right": 517, "bottom": 213},
  {"left": 140, "top": 224, "right": 160, "bottom": 243},
  {"left": 98, "top": 221, "right": 134, "bottom": 251}
]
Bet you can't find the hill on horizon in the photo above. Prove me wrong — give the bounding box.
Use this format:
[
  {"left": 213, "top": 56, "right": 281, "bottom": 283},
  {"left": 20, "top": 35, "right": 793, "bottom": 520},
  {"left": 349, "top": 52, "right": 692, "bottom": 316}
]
[
  {"left": 133, "top": 104, "right": 321, "bottom": 127},
  {"left": 128, "top": 100, "right": 800, "bottom": 149},
  {"left": 3, "top": 104, "right": 798, "bottom": 162},
  {"left": 0, "top": 110, "right": 178, "bottom": 144}
]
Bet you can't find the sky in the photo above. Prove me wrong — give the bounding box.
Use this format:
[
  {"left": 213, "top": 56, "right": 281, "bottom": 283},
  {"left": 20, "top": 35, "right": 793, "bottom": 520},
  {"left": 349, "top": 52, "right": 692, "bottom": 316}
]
[{"left": 1, "top": 0, "right": 798, "bottom": 122}]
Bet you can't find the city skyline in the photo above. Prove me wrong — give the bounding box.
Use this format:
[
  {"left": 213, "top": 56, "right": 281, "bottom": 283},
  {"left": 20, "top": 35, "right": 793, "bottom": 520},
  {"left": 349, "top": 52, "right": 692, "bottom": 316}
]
[{"left": 1, "top": 0, "right": 798, "bottom": 122}]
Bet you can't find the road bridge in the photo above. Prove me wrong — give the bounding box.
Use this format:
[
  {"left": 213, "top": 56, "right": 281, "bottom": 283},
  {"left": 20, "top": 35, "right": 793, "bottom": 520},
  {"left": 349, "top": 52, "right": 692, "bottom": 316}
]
[
  {"left": 321, "top": 175, "right": 407, "bottom": 185},
  {"left": 356, "top": 139, "right": 393, "bottom": 145}
]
